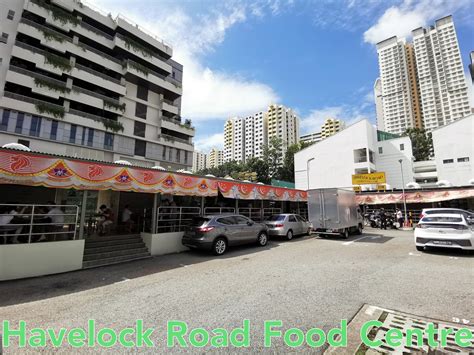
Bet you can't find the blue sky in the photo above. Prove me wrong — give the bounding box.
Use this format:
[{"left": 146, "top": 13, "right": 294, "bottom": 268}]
[{"left": 92, "top": 0, "right": 474, "bottom": 152}]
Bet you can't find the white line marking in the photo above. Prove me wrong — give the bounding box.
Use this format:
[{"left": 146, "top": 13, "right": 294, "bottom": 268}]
[
  {"left": 449, "top": 257, "right": 459, "bottom": 260},
  {"left": 409, "top": 252, "right": 421, "bottom": 256},
  {"left": 342, "top": 236, "right": 370, "bottom": 245}
]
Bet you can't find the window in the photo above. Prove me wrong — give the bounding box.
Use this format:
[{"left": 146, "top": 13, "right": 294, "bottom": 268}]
[
  {"left": 288, "top": 215, "right": 297, "bottom": 222},
  {"left": 50, "top": 121, "right": 58, "bottom": 140},
  {"left": 15, "top": 113, "right": 24, "bottom": 134},
  {"left": 87, "top": 128, "right": 94, "bottom": 147},
  {"left": 234, "top": 216, "right": 249, "bottom": 225},
  {"left": 1, "top": 110, "right": 10, "bottom": 131},
  {"left": 134, "top": 121, "right": 146, "bottom": 137},
  {"left": 169, "top": 147, "right": 172, "bottom": 161},
  {"left": 162, "top": 146, "right": 167, "bottom": 160},
  {"left": 400, "top": 144, "right": 404, "bottom": 151},
  {"left": 0, "top": 33, "right": 8, "bottom": 44},
  {"left": 30, "top": 116, "right": 41, "bottom": 137},
  {"left": 176, "top": 149, "right": 180, "bottom": 162},
  {"left": 136, "top": 86, "right": 148, "bottom": 101},
  {"left": 378, "top": 147, "right": 383, "bottom": 154},
  {"left": 135, "top": 139, "right": 146, "bottom": 157},
  {"left": 184, "top": 151, "right": 188, "bottom": 164},
  {"left": 217, "top": 217, "right": 235, "bottom": 225},
  {"left": 135, "top": 103, "right": 147, "bottom": 119},
  {"left": 69, "top": 124, "right": 77, "bottom": 143},
  {"left": 7, "top": 10, "right": 15, "bottom": 20},
  {"left": 457, "top": 157, "right": 469, "bottom": 163},
  {"left": 443, "top": 159, "right": 454, "bottom": 164},
  {"left": 104, "top": 133, "right": 114, "bottom": 150},
  {"left": 18, "top": 139, "right": 30, "bottom": 147}
]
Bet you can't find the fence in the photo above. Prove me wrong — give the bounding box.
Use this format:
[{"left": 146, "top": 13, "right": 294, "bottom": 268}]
[
  {"left": 203, "top": 207, "right": 235, "bottom": 215},
  {"left": 262, "top": 208, "right": 283, "bottom": 221},
  {"left": 0, "top": 204, "right": 79, "bottom": 244},
  {"left": 238, "top": 208, "right": 264, "bottom": 222},
  {"left": 155, "top": 207, "right": 201, "bottom": 233}
]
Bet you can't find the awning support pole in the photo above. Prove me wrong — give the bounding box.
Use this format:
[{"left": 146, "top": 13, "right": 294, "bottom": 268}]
[
  {"left": 201, "top": 196, "right": 205, "bottom": 216},
  {"left": 151, "top": 193, "right": 158, "bottom": 234},
  {"left": 78, "top": 190, "right": 88, "bottom": 240}
]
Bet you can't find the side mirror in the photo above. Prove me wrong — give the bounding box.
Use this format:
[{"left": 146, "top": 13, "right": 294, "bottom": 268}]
[{"left": 247, "top": 221, "right": 254, "bottom": 226}]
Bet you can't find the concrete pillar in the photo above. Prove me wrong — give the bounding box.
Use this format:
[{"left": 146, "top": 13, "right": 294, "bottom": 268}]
[
  {"left": 78, "top": 190, "right": 88, "bottom": 240},
  {"left": 151, "top": 193, "right": 158, "bottom": 233}
]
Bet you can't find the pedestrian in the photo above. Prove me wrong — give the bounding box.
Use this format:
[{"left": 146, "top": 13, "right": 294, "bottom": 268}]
[
  {"left": 121, "top": 205, "right": 134, "bottom": 233},
  {"left": 396, "top": 208, "right": 403, "bottom": 228},
  {"left": 379, "top": 208, "right": 387, "bottom": 230},
  {"left": 97, "top": 204, "right": 114, "bottom": 236}
]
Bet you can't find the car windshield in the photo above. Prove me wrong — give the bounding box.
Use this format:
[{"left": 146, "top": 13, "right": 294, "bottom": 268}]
[
  {"left": 267, "top": 215, "right": 285, "bottom": 222},
  {"left": 190, "top": 217, "right": 210, "bottom": 226},
  {"left": 421, "top": 216, "right": 463, "bottom": 223}
]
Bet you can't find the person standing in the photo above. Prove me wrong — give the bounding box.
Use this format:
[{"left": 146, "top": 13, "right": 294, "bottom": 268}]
[
  {"left": 121, "top": 205, "right": 134, "bottom": 233},
  {"left": 379, "top": 208, "right": 387, "bottom": 230},
  {"left": 396, "top": 208, "right": 403, "bottom": 229}
]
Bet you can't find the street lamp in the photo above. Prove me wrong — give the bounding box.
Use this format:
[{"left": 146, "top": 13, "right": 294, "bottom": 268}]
[
  {"left": 307, "top": 158, "right": 315, "bottom": 190},
  {"left": 398, "top": 159, "right": 408, "bottom": 227}
]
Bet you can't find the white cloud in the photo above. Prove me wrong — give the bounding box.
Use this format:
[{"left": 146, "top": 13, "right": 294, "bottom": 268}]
[
  {"left": 91, "top": 0, "right": 279, "bottom": 122},
  {"left": 364, "top": 0, "right": 474, "bottom": 44},
  {"left": 194, "top": 133, "right": 224, "bottom": 152},
  {"left": 300, "top": 106, "right": 368, "bottom": 135}
]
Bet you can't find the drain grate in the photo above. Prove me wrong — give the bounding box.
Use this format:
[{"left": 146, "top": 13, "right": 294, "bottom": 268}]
[{"left": 356, "top": 307, "right": 474, "bottom": 354}]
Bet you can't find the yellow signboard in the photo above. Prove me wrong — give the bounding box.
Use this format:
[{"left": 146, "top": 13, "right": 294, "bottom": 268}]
[{"left": 352, "top": 172, "right": 386, "bottom": 185}]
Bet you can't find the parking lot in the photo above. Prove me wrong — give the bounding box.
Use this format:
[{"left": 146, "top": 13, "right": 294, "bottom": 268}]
[{"left": 1, "top": 227, "right": 473, "bottom": 352}]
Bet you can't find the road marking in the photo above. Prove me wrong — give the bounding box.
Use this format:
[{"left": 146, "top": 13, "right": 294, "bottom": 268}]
[
  {"left": 408, "top": 252, "right": 421, "bottom": 256},
  {"left": 342, "top": 236, "right": 370, "bottom": 245},
  {"left": 452, "top": 317, "right": 470, "bottom": 324},
  {"left": 449, "top": 256, "right": 459, "bottom": 260}
]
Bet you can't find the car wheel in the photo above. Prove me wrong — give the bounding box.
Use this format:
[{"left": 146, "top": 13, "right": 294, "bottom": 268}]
[
  {"left": 257, "top": 232, "right": 268, "bottom": 246},
  {"left": 356, "top": 224, "right": 363, "bottom": 235},
  {"left": 213, "top": 238, "right": 227, "bottom": 255},
  {"left": 342, "top": 228, "right": 349, "bottom": 239},
  {"left": 416, "top": 246, "right": 424, "bottom": 252},
  {"left": 286, "top": 230, "right": 293, "bottom": 240},
  {"left": 307, "top": 228, "right": 312, "bottom": 236}
]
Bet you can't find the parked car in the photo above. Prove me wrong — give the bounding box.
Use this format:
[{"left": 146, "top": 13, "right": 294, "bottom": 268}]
[
  {"left": 182, "top": 215, "right": 268, "bottom": 255},
  {"left": 420, "top": 208, "right": 474, "bottom": 221},
  {"left": 414, "top": 213, "right": 474, "bottom": 252},
  {"left": 264, "top": 214, "right": 312, "bottom": 240}
]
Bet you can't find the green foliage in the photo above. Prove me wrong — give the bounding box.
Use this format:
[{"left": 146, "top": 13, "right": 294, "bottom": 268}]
[
  {"left": 184, "top": 118, "right": 192, "bottom": 126},
  {"left": 35, "top": 102, "right": 65, "bottom": 119},
  {"left": 262, "top": 136, "right": 283, "bottom": 179},
  {"left": 44, "top": 53, "right": 72, "bottom": 72},
  {"left": 39, "top": 27, "right": 65, "bottom": 43},
  {"left": 34, "top": 77, "right": 70, "bottom": 94},
  {"left": 128, "top": 61, "right": 149, "bottom": 77},
  {"left": 102, "top": 119, "right": 124, "bottom": 133},
  {"left": 402, "top": 128, "right": 433, "bottom": 161},
  {"left": 245, "top": 157, "right": 270, "bottom": 184},
  {"left": 124, "top": 37, "right": 154, "bottom": 58},
  {"left": 33, "top": 0, "right": 79, "bottom": 26},
  {"left": 103, "top": 99, "right": 126, "bottom": 112},
  {"left": 279, "top": 141, "right": 314, "bottom": 182}
]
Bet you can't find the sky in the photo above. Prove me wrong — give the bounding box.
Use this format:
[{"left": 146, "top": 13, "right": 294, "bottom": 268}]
[{"left": 91, "top": 0, "right": 474, "bottom": 152}]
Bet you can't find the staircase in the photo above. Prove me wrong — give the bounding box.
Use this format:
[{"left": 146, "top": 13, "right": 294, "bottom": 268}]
[{"left": 83, "top": 234, "right": 151, "bottom": 269}]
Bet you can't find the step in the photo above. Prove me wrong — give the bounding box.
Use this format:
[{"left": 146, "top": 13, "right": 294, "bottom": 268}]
[
  {"left": 83, "top": 241, "right": 146, "bottom": 255},
  {"left": 82, "top": 253, "right": 151, "bottom": 269},
  {"left": 85, "top": 237, "right": 143, "bottom": 248},
  {"left": 83, "top": 247, "right": 149, "bottom": 262},
  {"left": 85, "top": 234, "right": 141, "bottom": 243}
]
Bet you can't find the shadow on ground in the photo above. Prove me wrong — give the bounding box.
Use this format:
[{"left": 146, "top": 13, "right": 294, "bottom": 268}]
[{"left": 0, "top": 235, "right": 309, "bottom": 307}]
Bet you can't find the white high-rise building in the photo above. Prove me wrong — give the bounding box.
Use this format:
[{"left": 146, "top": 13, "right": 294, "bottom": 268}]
[
  {"left": 300, "top": 131, "right": 322, "bottom": 145},
  {"left": 223, "top": 117, "right": 245, "bottom": 163},
  {"left": 192, "top": 151, "right": 207, "bottom": 172},
  {"left": 0, "top": 0, "right": 194, "bottom": 170},
  {"left": 244, "top": 115, "right": 255, "bottom": 160},
  {"left": 207, "top": 147, "right": 223, "bottom": 169},
  {"left": 374, "top": 78, "right": 385, "bottom": 131},
  {"left": 412, "top": 16, "right": 471, "bottom": 131},
  {"left": 376, "top": 37, "right": 415, "bottom": 134},
  {"left": 267, "top": 104, "right": 299, "bottom": 163},
  {"left": 253, "top": 111, "right": 267, "bottom": 158}
]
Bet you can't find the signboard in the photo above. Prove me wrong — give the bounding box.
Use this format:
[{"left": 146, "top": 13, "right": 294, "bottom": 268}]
[{"left": 352, "top": 172, "right": 386, "bottom": 185}]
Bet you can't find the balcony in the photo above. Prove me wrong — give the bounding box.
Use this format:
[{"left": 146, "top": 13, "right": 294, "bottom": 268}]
[
  {"left": 3, "top": 91, "right": 65, "bottom": 119},
  {"left": 161, "top": 117, "right": 195, "bottom": 137},
  {"left": 158, "top": 133, "right": 193, "bottom": 148},
  {"left": 162, "top": 101, "right": 179, "bottom": 116},
  {"left": 71, "top": 64, "right": 125, "bottom": 95},
  {"left": 125, "top": 60, "right": 182, "bottom": 96}
]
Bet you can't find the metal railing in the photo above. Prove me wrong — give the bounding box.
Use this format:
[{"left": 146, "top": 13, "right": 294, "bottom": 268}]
[
  {"left": 78, "top": 41, "right": 121, "bottom": 65},
  {"left": 203, "top": 207, "right": 236, "bottom": 215},
  {"left": 9, "top": 65, "right": 68, "bottom": 89},
  {"left": 14, "top": 41, "right": 71, "bottom": 68},
  {"left": 20, "top": 18, "right": 72, "bottom": 43},
  {"left": 69, "top": 108, "right": 114, "bottom": 123},
  {"left": 75, "top": 63, "right": 122, "bottom": 85},
  {"left": 155, "top": 206, "right": 201, "bottom": 233},
  {"left": 158, "top": 134, "right": 192, "bottom": 145},
  {"left": 80, "top": 20, "right": 114, "bottom": 40},
  {"left": 4, "top": 91, "right": 64, "bottom": 111},
  {"left": 262, "top": 208, "right": 282, "bottom": 221},
  {"left": 0, "top": 204, "right": 79, "bottom": 244},
  {"left": 238, "top": 208, "right": 264, "bottom": 222}
]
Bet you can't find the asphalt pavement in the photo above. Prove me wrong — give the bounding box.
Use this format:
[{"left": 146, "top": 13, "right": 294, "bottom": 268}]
[{"left": 0, "top": 227, "right": 473, "bottom": 353}]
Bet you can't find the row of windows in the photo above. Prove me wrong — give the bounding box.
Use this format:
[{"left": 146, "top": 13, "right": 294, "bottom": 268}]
[{"left": 443, "top": 157, "right": 470, "bottom": 164}]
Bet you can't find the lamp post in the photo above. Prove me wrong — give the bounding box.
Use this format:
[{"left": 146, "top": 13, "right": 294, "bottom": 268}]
[
  {"left": 398, "top": 159, "right": 408, "bottom": 227},
  {"left": 307, "top": 158, "right": 315, "bottom": 191}
]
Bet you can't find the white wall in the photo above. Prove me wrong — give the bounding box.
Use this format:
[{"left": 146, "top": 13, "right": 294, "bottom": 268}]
[
  {"left": 375, "top": 137, "right": 414, "bottom": 188},
  {"left": 295, "top": 120, "right": 375, "bottom": 190},
  {"left": 0, "top": 240, "right": 85, "bottom": 281},
  {"left": 141, "top": 232, "right": 189, "bottom": 256},
  {"left": 433, "top": 115, "right": 473, "bottom": 186}
]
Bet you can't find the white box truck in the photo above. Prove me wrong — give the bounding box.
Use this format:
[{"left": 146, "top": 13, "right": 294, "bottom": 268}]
[{"left": 308, "top": 188, "right": 363, "bottom": 238}]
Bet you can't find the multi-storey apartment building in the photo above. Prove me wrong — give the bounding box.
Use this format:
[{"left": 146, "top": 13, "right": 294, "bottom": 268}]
[
  {"left": 374, "top": 78, "right": 384, "bottom": 131},
  {"left": 192, "top": 151, "right": 207, "bottom": 172},
  {"left": 320, "top": 118, "right": 345, "bottom": 138},
  {"left": 244, "top": 114, "right": 254, "bottom": 160},
  {"left": 253, "top": 111, "right": 267, "bottom": 158},
  {"left": 300, "top": 131, "right": 322, "bottom": 145},
  {"left": 266, "top": 104, "right": 299, "bottom": 162},
  {"left": 376, "top": 37, "right": 416, "bottom": 134},
  {"left": 412, "top": 16, "right": 471, "bottom": 131},
  {"left": 207, "top": 147, "right": 223, "bottom": 169},
  {"left": 223, "top": 117, "right": 245, "bottom": 162},
  {"left": 405, "top": 43, "right": 423, "bottom": 129},
  {"left": 0, "top": 0, "right": 193, "bottom": 170}
]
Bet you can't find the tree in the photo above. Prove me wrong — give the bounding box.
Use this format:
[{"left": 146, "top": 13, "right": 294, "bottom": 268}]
[
  {"left": 245, "top": 157, "right": 270, "bottom": 184},
  {"left": 262, "top": 137, "right": 283, "bottom": 179},
  {"left": 279, "top": 141, "right": 314, "bottom": 182},
  {"left": 402, "top": 128, "right": 433, "bottom": 161}
]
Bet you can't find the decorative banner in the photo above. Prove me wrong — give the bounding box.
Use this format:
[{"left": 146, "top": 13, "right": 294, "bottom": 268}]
[
  {"left": 0, "top": 149, "right": 308, "bottom": 201},
  {"left": 352, "top": 172, "right": 386, "bottom": 185},
  {"left": 356, "top": 188, "right": 474, "bottom": 205}
]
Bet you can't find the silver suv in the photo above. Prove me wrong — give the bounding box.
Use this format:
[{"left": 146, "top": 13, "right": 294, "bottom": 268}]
[{"left": 182, "top": 215, "right": 268, "bottom": 255}]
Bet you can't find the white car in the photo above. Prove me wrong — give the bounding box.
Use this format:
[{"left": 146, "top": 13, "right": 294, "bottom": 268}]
[
  {"left": 414, "top": 213, "right": 474, "bottom": 251},
  {"left": 419, "top": 208, "right": 473, "bottom": 220}
]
